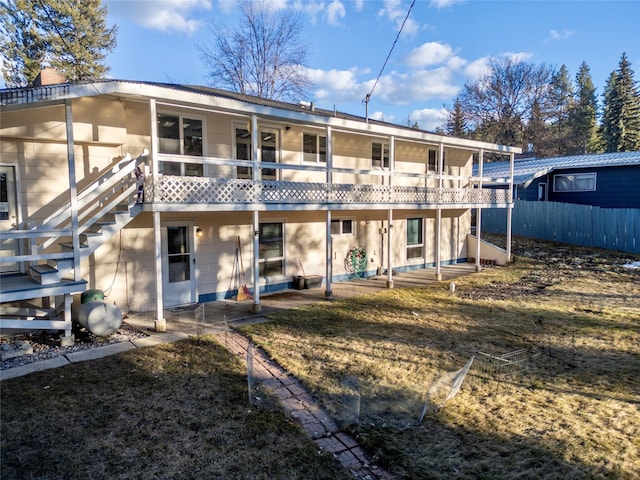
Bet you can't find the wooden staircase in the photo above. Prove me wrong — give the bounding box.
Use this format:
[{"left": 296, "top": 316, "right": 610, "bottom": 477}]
[{"left": 0, "top": 151, "right": 148, "bottom": 343}]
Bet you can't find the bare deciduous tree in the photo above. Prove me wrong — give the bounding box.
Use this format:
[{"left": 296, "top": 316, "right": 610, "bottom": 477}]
[
  {"left": 198, "top": 0, "right": 313, "bottom": 102},
  {"left": 457, "top": 57, "right": 554, "bottom": 152}
]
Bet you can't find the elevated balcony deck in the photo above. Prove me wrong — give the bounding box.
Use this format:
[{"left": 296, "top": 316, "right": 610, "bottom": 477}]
[{"left": 144, "top": 176, "right": 511, "bottom": 212}]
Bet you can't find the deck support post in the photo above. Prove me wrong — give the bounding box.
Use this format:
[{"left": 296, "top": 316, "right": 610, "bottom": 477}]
[
  {"left": 324, "top": 210, "right": 333, "bottom": 300},
  {"left": 506, "top": 152, "right": 515, "bottom": 262},
  {"left": 386, "top": 208, "right": 394, "bottom": 288},
  {"left": 59, "top": 293, "right": 75, "bottom": 347},
  {"left": 476, "top": 149, "right": 484, "bottom": 272},
  {"left": 252, "top": 210, "right": 261, "bottom": 313}
]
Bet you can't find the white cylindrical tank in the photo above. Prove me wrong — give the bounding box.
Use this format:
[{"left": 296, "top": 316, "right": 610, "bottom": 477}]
[{"left": 72, "top": 301, "right": 123, "bottom": 337}]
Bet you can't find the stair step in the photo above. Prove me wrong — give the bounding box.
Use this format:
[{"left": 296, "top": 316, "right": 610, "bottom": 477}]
[
  {"left": 30, "top": 264, "right": 60, "bottom": 285},
  {"left": 112, "top": 204, "right": 130, "bottom": 214},
  {"left": 60, "top": 242, "right": 89, "bottom": 251}
]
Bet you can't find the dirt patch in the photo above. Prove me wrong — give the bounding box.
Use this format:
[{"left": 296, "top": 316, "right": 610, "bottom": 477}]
[{"left": 456, "top": 234, "right": 640, "bottom": 301}]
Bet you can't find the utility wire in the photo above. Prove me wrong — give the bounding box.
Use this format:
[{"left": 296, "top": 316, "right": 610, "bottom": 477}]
[{"left": 363, "top": 0, "right": 416, "bottom": 121}]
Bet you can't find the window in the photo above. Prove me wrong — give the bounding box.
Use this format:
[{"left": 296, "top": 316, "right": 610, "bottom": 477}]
[
  {"left": 157, "top": 113, "right": 203, "bottom": 156},
  {"left": 157, "top": 113, "right": 204, "bottom": 176},
  {"left": 236, "top": 127, "right": 252, "bottom": 179},
  {"left": 428, "top": 149, "right": 445, "bottom": 173},
  {"left": 235, "top": 127, "right": 279, "bottom": 179},
  {"left": 303, "top": 133, "right": 327, "bottom": 163},
  {"left": 372, "top": 142, "right": 390, "bottom": 169},
  {"left": 259, "top": 222, "right": 284, "bottom": 277},
  {"left": 553, "top": 173, "right": 596, "bottom": 192},
  {"left": 331, "top": 219, "right": 354, "bottom": 235},
  {"left": 406, "top": 218, "right": 423, "bottom": 259},
  {"left": 261, "top": 130, "right": 278, "bottom": 180}
]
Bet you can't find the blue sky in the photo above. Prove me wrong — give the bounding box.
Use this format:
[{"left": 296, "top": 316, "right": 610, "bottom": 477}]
[{"left": 105, "top": 0, "right": 639, "bottom": 131}]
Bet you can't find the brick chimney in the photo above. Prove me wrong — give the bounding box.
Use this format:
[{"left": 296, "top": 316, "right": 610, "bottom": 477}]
[{"left": 33, "top": 67, "right": 67, "bottom": 87}]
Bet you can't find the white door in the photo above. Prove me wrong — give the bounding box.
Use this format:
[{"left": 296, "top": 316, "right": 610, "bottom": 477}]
[
  {"left": 162, "top": 223, "right": 196, "bottom": 307},
  {"left": 0, "top": 166, "right": 19, "bottom": 273}
]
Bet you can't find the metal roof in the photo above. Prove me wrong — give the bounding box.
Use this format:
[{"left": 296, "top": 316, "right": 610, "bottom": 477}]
[{"left": 479, "top": 151, "right": 640, "bottom": 187}]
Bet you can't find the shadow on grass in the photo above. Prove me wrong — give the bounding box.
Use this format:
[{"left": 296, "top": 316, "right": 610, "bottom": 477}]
[{"left": 0, "top": 337, "right": 351, "bottom": 480}]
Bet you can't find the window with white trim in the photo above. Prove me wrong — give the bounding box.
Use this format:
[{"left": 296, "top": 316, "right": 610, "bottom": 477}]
[
  {"left": 406, "top": 218, "right": 423, "bottom": 259},
  {"left": 553, "top": 173, "right": 596, "bottom": 192},
  {"left": 235, "top": 127, "right": 252, "bottom": 179},
  {"left": 157, "top": 113, "right": 205, "bottom": 176},
  {"left": 428, "top": 149, "right": 445, "bottom": 173},
  {"left": 303, "top": 133, "right": 327, "bottom": 163},
  {"left": 330, "top": 219, "right": 354, "bottom": 235},
  {"left": 235, "top": 126, "right": 279, "bottom": 180},
  {"left": 259, "top": 222, "right": 284, "bottom": 277},
  {"left": 372, "top": 142, "right": 390, "bottom": 169}
]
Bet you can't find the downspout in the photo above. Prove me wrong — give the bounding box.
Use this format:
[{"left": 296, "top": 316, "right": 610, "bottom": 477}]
[
  {"left": 149, "top": 99, "right": 166, "bottom": 332},
  {"left": 325, "top": 125, "right": 333, "bottom": 300},
  {"left": 476, "top": 148, "right": 484, "bottom": 272}
]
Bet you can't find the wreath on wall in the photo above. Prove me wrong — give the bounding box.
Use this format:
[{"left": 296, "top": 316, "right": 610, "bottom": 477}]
[{"left": 345, "top": 246, "right": 367, "bottom": 279}]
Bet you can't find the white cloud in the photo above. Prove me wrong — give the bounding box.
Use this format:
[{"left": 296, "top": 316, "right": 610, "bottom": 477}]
[
  {"left": 409, "top": 107, "right": 449, "bottom": 131},
  {"left": 379, "top": 0, "right": 420, "bottom": 36},
  {"left": 404, "top": 42, "right": 456, "bottom": 68},
  {"left": 292, "top": 0, "right": 325, "bottom": 24},
  {"left": 353, "top": 0, "right": 365, "bottom": 11},
  {"left": 306, "top": 67, "right": 370, "bottom": 102},
  {"left": 326, "top": 0, "right": 346, "bottom": 25},
  {"left": 501, "top": 51, "right": 534, "bottom": 63},
  {"left": 429, "top": 0, "right": 463, "bottom": 8},
  {"left": 112, "top": 0, "right": 212, "bottom": 35},
  {"left": 548, "top": 29, "right": 575, "bottom": 41},
  {"left": 464, "top": 57, "right": 490, "bottom": 80}
]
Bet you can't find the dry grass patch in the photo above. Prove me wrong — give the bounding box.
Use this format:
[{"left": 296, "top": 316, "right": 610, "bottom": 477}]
[
  {"left": 241, "top": 240, "right": 640, "bottom": 479},
  {"left": 1, "top": 337, "right": 351, "bottom": 480}
]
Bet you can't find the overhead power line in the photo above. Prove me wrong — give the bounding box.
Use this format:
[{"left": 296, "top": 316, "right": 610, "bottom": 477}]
[{"left": 363, "top": 0, "right": 416, "bottom": 122}]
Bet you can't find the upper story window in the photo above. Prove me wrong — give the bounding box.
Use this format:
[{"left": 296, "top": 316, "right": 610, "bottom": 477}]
[
  {"left": 157, "top": 113, "right": 203, "bottom": 156},
  {"left": 372, "top": 142, "right": 390, "bottom": 169},
  {"left": 553, "top": 173, "right": 596, "bottom": 192},
  {"left": 235, "top": 126, "right": 279, "bottom": 180},
  {"left": 428, "top": 149, "right": 445, "bottom": 173},
  {"left": 303, "top": 133, "right": 327, "bottom": 163}
]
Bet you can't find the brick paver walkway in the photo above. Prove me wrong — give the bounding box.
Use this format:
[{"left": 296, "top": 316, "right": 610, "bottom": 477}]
[{"left": 215, "top": 329, "right": 394, "bottom": 480}]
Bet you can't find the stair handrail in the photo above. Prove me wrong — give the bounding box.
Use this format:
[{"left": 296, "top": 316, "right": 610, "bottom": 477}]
[
  {"left": 40, "top": 150, "right": 147, "bottom": 230},
  {"left": 38, "top": 150, "right": 148, "bottom": 252}
]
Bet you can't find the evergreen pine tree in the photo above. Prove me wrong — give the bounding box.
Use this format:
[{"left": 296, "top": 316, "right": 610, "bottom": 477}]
[
  {"left": 445, "top": 97, "right": 467, "bottom": 137},
  {"left": 601, "top": 53, "right": 640, "bottom": 152},
  {"left": 571, "top": 62, "right": 600, "bottom": 154},
  {"left": 549, "top": 65, "right": 575, "bottom": 155},
  {"left": 1, "top": 0, "right": 117, "bottom": 86},
  {"left": 0, "top": 0, "right": 46, "bottom": 86}
]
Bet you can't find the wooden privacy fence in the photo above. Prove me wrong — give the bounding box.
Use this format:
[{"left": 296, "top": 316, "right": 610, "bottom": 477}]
[{"left": 481, "top": 200, "right": 640, "bottom": 254}]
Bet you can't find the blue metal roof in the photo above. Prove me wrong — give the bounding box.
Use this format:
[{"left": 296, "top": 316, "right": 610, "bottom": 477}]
[{"left": 479, "top": 151, "right": 640, "bottom": 187}]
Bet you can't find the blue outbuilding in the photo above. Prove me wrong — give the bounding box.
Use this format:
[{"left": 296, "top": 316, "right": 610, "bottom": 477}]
[{"left": 479, "top": 151, "right": 640, "bottom": 208}]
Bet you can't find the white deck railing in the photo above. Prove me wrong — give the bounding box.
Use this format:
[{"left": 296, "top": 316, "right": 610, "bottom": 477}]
[{"left": 149, "top": 176, "right": 510, "bottom": 206}]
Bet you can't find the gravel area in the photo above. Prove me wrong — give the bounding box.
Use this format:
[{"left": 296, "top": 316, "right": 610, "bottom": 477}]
[{"left": 1, "top": 322, "right": 148, "bottom": 371}]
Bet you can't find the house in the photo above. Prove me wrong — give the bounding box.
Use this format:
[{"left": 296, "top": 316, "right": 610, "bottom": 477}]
[
  {"left": 479, "top": 151, "right": 640, "bottom": 208},
  {"left": 0, "top": 77, "right": 520, "bottom": 344}
]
